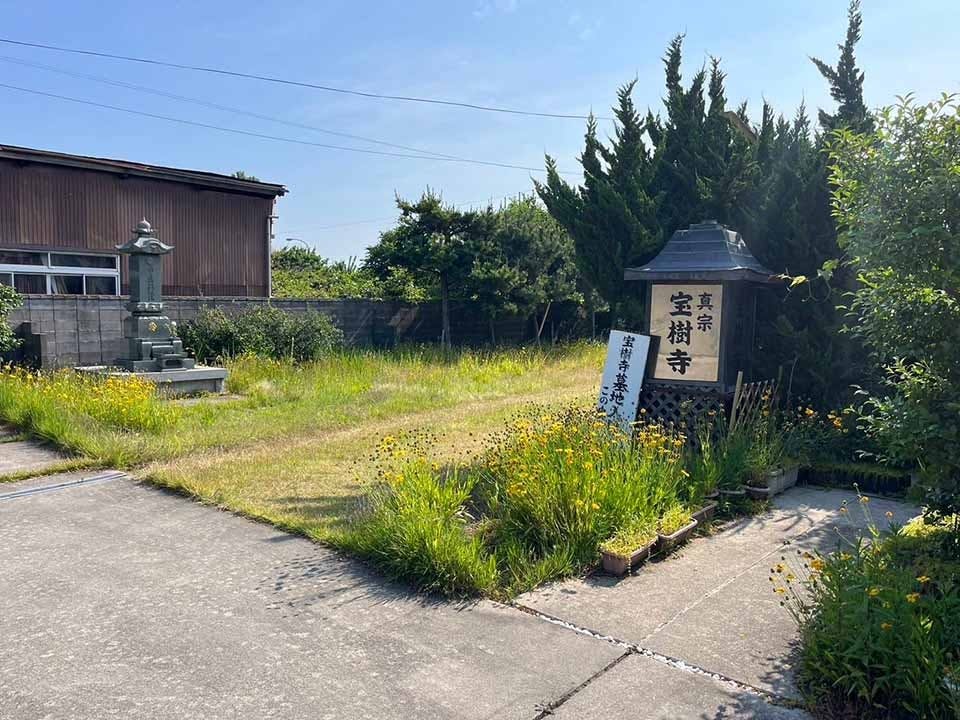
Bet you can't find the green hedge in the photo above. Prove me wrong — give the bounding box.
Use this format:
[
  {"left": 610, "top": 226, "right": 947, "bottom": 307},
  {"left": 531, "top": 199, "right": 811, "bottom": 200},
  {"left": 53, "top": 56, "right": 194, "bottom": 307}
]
[{"left": 179, "top": 306, "right": 343, "bottom": 363}]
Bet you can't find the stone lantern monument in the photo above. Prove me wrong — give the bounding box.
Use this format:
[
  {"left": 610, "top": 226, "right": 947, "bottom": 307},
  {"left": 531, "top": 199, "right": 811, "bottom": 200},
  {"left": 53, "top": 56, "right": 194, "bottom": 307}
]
[
  {"left": 624, "top": 220, "right": 779, "bottom": 422},
  {"left": 117, "top": 219, "right": 194, "bottom": 372},
  {"left": 79, "top": 219, "right": 227, "bottom": 396}
]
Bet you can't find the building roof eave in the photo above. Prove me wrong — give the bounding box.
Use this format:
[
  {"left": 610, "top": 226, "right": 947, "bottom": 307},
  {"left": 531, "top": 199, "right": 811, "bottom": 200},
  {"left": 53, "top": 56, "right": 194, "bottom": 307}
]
[{"left": 0, "top": 144, "right": 287, "bottom": 198}]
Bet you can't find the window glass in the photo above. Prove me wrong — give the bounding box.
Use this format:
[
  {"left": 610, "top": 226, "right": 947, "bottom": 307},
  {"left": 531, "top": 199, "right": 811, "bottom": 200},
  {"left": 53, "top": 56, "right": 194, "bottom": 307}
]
[
  {"left": 13, "top": 274, "right": 46, "bottom": 293},
  {"left": 84, "top": 276, "right": 118, "bottom": 295},
  {"left": 50, "top": 253, "right": 117, "bottom": 269},
  {"left": 50, "top": 275, "right": 83, "bottom": 294},
  {"left": 0, "top": 273, "right": 11, "bottom": 287},
  {"left": 0, "top": 250, "right": 46, "bottom": 266}
]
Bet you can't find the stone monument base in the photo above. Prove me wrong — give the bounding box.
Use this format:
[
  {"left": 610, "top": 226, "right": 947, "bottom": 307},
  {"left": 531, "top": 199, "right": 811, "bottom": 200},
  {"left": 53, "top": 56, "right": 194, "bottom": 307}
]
[{"left": 76, "top": 366, "right": 228, "bottom": 398}]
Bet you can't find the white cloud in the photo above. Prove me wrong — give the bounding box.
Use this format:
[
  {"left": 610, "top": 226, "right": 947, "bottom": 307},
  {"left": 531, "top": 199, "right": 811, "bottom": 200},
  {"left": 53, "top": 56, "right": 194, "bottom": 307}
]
[{"left": 473, "top": 0, "right": 520, "bottom": 19}]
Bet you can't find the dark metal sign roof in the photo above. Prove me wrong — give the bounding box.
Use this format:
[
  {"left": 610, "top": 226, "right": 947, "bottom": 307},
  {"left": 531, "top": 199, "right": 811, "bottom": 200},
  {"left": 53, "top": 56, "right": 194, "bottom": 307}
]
[
  {"left": 0, "top": 143, "right": 287, "bottom": 198},
  {"left": 624, "top": 220, "right": 777, "bottom": 282}
]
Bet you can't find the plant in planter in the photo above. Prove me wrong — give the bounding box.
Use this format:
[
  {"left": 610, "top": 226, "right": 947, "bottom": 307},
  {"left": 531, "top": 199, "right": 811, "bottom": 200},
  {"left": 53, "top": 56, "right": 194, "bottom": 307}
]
[
  {"left": 657, "top": 504, "right": 698, "bottom": 552},
  {"left": 717, "top": 428, "right": 751, "bottom": 498},
  {"left": 691, "top": 498, "right": 718, "bottom": 525},
  {"left": 745, "top": 419, "right": 799, "bottom": 499},
  {"left": 599, "top": 515, "right": 659, "bottom": 576},
  {"left": 686, "top": 418, "right": 722, "bottom": 499}
]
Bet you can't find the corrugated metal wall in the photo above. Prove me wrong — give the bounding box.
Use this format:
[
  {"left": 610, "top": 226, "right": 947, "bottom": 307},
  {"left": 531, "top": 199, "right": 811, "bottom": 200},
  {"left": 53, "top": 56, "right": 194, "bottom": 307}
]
[{"left": 0, "top": 159, "right": 275, "bottom": 296}]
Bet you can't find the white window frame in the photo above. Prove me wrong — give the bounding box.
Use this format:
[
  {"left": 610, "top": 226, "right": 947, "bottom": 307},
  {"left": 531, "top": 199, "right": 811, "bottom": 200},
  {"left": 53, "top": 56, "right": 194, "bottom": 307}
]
[{"left": 0, "top": 249, "right": 120, "bottom": 295}]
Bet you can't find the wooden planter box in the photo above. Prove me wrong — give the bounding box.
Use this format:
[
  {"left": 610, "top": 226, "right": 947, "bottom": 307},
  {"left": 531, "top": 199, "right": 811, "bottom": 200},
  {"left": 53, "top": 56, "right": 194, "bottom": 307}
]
[
  {"left": 657, "top": 518, "right": 698, "bottom": 552},
  {"left": 600, "top": 540, "right": 656, "bottom": 576},
  {"left": 691, "top": 501, "right": 718, "bottom": 525},
  {"left": 746, "top": 465, "right": 799, "bottom": 499}
]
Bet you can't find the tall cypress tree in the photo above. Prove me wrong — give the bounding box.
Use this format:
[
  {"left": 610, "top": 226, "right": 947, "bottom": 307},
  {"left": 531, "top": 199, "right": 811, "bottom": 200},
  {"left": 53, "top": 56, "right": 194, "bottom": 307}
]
[
  {"left": 535, "top": 81, "right": 660, "bottom": 327},
  {"left": 811, "top": 0, "right": 872, "bottom": 135}
]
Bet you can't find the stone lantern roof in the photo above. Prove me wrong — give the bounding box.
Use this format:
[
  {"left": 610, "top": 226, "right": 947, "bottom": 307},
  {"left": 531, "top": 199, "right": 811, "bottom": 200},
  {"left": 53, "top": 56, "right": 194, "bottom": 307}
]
[{"left": 624, "top": 220, "right": 778, "bottom": 283}]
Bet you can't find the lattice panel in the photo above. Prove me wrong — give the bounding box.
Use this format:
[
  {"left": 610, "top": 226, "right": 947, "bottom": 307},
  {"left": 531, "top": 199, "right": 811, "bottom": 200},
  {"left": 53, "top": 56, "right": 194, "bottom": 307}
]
[
  {"left": 637, "top": 385, "right": 727, "bottom": 440},
  {"left": 729, "top": 376, "right": 780, "bottom": 433}
]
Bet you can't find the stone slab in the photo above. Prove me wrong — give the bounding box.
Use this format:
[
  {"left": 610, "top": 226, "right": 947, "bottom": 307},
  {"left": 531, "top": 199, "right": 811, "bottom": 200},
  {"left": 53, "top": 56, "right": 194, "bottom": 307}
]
[
  {"left": 0, "top": 440, "right": 68, "bottom": 477},
  {"left": 0, "top": 478, "right": 622, "bottom": 720},
  {"left": 76, "top": 365, "right": 228, "bottom": 397},
  {"left": 551, "top": 653, "right": 810, "bottom": 719},
  {"left": 518, "top": 487, "right": 918, "bottom": 699}
]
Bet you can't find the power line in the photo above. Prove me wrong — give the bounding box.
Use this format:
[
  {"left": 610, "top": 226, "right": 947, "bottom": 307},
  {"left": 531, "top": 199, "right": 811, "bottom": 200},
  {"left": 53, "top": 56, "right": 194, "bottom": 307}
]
[
  {"left": 0, "top": 82, "right": 574, "bottom": 174},
  {"left": 284, "top": 193, "right": 527, "bottom": 234},
  {"left": 0, "top": 54, "right": 461, "bottom": 160},
  {"left": 0, "top": 37, "right": 612, "bottom": 121}
]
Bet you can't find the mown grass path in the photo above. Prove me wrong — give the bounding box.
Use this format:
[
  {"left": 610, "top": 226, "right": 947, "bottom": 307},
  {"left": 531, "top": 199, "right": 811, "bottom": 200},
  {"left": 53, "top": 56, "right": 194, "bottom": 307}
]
[
  {"left": 1, "top": 345, "right": 604, "bottom": 538},
  {"left": 145, "top": 356, "right": 601, "bottom": 540}
]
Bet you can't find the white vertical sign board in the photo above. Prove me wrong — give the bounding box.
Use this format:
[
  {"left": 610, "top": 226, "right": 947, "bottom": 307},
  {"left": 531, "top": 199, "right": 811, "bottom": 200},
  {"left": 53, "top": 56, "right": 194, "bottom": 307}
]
[{"left": 597, "top": 331, "right": 651, "bottom": 430}]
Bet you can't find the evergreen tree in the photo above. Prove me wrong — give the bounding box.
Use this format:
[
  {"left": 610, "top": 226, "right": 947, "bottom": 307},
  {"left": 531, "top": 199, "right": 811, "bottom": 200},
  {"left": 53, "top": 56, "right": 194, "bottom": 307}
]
[
  {"left": 490, "top": 196, "right": 581, "bottom": 343},
  {"left": 535, "top": 81, "right": 660, "bottom": 328},
  {"left": 365, "top": 191, "right": 484, "bottom": 348},
  {"left": 810, "top": 0, "right": 873, "bottom": 134}
]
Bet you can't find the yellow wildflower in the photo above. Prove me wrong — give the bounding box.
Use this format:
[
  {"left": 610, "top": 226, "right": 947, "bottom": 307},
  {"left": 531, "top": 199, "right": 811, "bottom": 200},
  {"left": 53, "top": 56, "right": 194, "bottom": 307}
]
[
  {"left": 881, "top": 622, "right": 893, "bottom": 631},
  {"left": 868, "top": 587, "right": 881, "bottom": 597},
  {"left": 905, "top": 592, "right": 920, "bottom": 604},
  {"left": 917, "top": 575, "right": 930, "bottom": 585}
]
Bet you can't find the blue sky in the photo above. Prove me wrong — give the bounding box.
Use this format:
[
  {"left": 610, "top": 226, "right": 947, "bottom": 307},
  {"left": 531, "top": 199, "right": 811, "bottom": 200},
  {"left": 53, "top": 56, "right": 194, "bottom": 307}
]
[{"left": 1, "top": 1, "right": 957, "bottom": 260}]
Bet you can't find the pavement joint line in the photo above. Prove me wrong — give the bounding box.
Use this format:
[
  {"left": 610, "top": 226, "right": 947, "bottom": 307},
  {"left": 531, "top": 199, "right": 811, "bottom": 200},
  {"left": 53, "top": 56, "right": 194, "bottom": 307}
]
[
  {"left": 510, "top": 600, "right": 806, "bottom": 710},
  {"left": 530, "top": 650, "right": 633, "bottom": 719},
  {"left": 507, "top": 601, "right": 635, "bottom": 650},
  {"left": 0, "top": 470, "right": 127, "bottom": 501}
]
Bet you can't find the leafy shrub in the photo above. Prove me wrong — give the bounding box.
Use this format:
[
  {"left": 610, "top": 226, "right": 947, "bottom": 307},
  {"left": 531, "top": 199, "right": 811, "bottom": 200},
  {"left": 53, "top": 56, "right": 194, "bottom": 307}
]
[
  {"left": 179, "top": 306, "right": 342, "bottom": 363},
  {"left": 0, "top": 284, "right": 23, "bottom": 353},
  {"left": 340, "top": 456, "right": 497, "bottom": 597},
  {"left": 830, "top": 96, "right": 960, "bottom": 519},
  {"left": 775, "top": 499, "right": 960, "bottom": 718}
]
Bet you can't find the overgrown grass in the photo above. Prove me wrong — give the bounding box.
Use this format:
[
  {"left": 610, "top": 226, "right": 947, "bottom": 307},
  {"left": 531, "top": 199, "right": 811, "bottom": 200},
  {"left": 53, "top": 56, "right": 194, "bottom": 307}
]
[
  {"left": 480, "top": 407, "right": 689, "bottom": 592},
  {"left": 338, "top": 458, "right": 497, "bottom": 596},
  {"left": 339, "top": 406, "right": 710, "bottom": 598},
  {"left": 775, "top": 501, "right": 960, "bottom": 719},
  {"left": 0, "top": 344, "right": 602, "bottom": 476}
]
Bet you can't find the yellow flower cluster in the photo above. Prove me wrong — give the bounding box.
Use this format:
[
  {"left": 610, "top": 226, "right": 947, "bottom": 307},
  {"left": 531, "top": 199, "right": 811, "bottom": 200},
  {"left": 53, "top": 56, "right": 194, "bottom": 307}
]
[{"left": 0, "top": 365, "right": 180, "bottom": 432}]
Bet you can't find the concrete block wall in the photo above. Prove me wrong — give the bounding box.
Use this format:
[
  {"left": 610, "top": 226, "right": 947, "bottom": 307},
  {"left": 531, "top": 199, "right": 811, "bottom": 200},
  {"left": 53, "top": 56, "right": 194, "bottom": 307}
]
[{"left": 8, "top": 295, "right": 556, "bottom": 368}]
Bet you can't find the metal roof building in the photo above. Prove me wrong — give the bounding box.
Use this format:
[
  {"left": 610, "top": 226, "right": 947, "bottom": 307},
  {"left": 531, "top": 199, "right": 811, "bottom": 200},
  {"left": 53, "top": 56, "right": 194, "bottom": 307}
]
[{"left": 0, "top": 144, "right": 286, "bottom": 297}]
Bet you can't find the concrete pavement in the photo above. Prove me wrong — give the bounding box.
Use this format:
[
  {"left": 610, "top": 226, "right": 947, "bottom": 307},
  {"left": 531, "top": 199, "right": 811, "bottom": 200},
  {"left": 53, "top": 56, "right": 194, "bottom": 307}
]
[
  {"left": 518, "top": 487, "right": 917, "bottom": 707},
  {"left": 0, "top": 430, "right": 67, "bottom": 477},
  {"left": 0, "top": 453, "right": 917, "bottom": 719}
]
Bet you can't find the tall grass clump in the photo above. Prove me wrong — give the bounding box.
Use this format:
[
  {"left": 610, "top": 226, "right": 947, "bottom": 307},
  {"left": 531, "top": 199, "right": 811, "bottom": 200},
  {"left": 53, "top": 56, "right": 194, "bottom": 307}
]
[
  {"left": 0, "top": 366, "right": 180, "bottom": 462},
  {"left": 0, "top": 367, "right": 180, "bottom": 432},
  {"left": 340, "top": 434, "right": 497, "bottom": 596},
  {"left": 481, "top": 407, "right": 687, "bottom": 590}
]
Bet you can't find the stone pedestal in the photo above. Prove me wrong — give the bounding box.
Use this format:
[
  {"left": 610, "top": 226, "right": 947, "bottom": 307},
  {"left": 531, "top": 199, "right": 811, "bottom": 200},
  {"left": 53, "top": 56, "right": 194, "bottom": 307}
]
[{"left": 77, "top": 365, "right": 228, "bottom": 398}]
